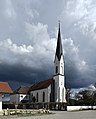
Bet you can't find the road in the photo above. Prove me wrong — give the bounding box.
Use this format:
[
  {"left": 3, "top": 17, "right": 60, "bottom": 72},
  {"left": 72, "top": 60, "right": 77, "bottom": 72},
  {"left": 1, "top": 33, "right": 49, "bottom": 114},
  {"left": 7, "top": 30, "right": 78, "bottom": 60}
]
[{"left": 0, "top": 110, "right": 96, "bottom": 119}]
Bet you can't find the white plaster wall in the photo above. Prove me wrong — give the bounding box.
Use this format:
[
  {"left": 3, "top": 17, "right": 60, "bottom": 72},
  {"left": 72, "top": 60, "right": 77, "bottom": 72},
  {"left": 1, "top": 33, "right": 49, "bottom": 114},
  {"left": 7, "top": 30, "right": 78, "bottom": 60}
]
[
  {"left": 54, "top": 75, "right": 64, "bottom": 87},
  {"left": 53, "top": 74, "right": 66, "bottom": 102},
  {"left": 62, "top": 87, "right": 66, "bottom": 102},
  {"left": 30, "top": 86, "right": 51, "bottom": 103},
  {"left": 0, "top": 96, "right": 2, "bottom": 111}
]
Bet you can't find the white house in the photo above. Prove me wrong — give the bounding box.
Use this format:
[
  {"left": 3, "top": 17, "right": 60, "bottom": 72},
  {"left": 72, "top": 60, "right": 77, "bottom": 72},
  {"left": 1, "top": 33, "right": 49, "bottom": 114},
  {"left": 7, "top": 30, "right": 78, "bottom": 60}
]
[
  {"left": 29, "top": 23, "right": 66, "bottom": 103},
  {"left": 10, "top": 86, "right": 30, "bottom": 104},
  {"left": 0, "top": 82, "right": 13, "bottom": 111}
]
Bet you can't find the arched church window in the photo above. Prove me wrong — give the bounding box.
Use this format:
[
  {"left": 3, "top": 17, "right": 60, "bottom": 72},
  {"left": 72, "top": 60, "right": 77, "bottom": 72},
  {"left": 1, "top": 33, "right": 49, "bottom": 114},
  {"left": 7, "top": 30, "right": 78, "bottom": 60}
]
[
  {"left": 55, "top": 82, "right": 57, "bottom": 100},
  {"left": 58, "top": 87, "right": 61, "bottom": 102},
  {"left": 36, "top": 93, "right": 38, "bottom": 102},
  {"left": 43, "top": 92, "right": 45, "bottom": 102},
  {"left": 61, "top": 66, "right": 63, "bottom": 74},
  {"left": 62, "top": 88, "right": 64, "bottom": 102},
  {"left": 56, "top": 66, "right": 58, "bottom": 74},
  {"left": 30, "top": 93, "right": 33, "bottom": 101}
]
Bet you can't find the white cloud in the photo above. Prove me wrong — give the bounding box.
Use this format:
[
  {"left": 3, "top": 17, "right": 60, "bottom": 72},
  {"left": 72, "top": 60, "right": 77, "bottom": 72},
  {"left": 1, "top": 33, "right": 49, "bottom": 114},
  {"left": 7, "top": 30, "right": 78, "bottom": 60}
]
[
  {"left": 63, "top": 38, "right": 88, "bottom": 73},
  {"left": 0, "top": 33, "right": 55, "bottom": 70},
  {"left": 0, "top": 39, "right": 33, "bottom": 65},
  {"left": 25, "top": 22, "right": 50, "bottom": 44},
  {"left": 65, "top": 0, "right": 91, "bottom": 19},
  {"left": 63, "top": 0, "right": 96, "bottom": 38}
]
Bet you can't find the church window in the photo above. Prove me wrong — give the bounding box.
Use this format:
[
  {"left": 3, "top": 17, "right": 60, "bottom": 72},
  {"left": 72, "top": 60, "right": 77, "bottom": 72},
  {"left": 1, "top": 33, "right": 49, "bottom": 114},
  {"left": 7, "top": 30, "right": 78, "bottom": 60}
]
[
  {"left": 36, "top": 93, "right": 38, "bottom": 102},
  {"left": 21, "top": 95, "right": 23, "bottom": 98},
  {"left": 32, "top": 96, "right": 36, "bottom": 103},
  {"left": 55, "top": 82, "right": 57, "bottom": 100},
  {"left": 58, "top": 87, "right": 60, "bottom": 102},
  {"left": 30, "top": 93, "right": 33, "bottom": 101},
  {"left": 61, "top": 66, "right": 63, "bottom": 74},
  {"left": 43, "top": 92, "right": 45, "bottom": 102},
  {"left": 56, "top": 66, "right": 58, "bottom": 74},
  {"left": 25, "top": 95, "right": 28, "bottom": 99},
  {"left": 31, "top": 93, "right": 33, "bottom": 98}
]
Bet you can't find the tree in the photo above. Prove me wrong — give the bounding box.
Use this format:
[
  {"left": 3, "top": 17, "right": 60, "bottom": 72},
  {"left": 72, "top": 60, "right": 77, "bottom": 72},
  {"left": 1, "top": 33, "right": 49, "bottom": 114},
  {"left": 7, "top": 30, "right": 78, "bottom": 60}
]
[
  {"left": 66, "top": 88, "right": 72, "bottom": 105},
  {"left": 75, "top": 84, "right": 96, "bottom": 105}
]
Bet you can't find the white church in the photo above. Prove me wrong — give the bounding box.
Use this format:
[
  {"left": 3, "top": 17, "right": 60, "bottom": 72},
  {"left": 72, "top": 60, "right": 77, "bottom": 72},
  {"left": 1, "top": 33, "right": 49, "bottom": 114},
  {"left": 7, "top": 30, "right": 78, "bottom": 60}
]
[{"left": 28, "top": 23, "right": 66, "bottom": 104}]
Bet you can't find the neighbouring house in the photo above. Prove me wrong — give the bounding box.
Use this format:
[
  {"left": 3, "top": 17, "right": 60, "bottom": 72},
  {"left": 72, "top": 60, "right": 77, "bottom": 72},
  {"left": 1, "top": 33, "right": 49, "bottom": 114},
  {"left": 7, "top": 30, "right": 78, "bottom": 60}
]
[
  {"left": 10, "top": 86, "right": 30, "bottom": 104},
  {"left": 0, "top": 82, "right": 13, "bottom": 111},
  {"left": 28, "top": 23, "right": 66, "bottom": 103}
]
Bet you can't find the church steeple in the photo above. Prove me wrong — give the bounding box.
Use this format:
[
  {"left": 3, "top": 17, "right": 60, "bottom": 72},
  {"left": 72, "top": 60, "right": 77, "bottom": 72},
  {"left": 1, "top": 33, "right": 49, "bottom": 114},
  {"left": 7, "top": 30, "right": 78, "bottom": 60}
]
[
  {"left": 55, "top": 22, "right": 63, "bottom": 61},
  {"left": 53, "top": 22, "right": 66, "bottom": 103}
]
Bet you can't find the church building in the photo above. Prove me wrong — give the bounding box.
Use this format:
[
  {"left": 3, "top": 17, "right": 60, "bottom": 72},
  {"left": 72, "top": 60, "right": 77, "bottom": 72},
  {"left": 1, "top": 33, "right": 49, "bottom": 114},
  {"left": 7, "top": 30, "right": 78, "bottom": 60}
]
[{"left": 29, "top": 23, "right": 66, "bottom": 103}]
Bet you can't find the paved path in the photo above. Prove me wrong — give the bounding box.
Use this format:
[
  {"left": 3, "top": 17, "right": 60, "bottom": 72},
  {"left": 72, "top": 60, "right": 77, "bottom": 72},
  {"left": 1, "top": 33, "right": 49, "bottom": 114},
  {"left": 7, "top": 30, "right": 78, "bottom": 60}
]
[{"left": 0, "top": 110, "right": 96, "bottom": 119}]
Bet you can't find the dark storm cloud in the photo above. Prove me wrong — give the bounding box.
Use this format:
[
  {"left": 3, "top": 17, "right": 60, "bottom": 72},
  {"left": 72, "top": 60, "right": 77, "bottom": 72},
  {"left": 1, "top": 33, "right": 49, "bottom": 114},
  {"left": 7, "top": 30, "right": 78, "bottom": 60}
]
[
  {"left": 65, "top": 62, "right": 96, "bottom": 88},
  {"left": 0, "top": 38, "right": 55, "bottom": 90},
  {"left": 0, "top": 63, "right": 53, "bottom": 90}
]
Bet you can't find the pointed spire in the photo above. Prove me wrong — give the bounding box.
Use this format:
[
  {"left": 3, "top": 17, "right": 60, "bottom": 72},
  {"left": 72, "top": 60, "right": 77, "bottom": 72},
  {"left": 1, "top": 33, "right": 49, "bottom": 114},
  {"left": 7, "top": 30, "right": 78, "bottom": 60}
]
[{"left": 55, "top": 21, "right": 63, "bottom": 61}]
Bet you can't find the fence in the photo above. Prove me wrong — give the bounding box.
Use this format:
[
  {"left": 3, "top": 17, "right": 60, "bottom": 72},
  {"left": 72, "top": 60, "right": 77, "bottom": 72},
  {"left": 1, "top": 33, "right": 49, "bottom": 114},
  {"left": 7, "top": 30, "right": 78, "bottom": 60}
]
[{"left": 3, "top": 102, "right": 67, "bottom": 110}]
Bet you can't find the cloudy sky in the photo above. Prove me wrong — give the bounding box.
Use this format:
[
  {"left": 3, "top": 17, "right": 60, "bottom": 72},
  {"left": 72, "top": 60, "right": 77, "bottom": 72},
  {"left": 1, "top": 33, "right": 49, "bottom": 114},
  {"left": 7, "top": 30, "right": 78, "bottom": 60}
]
[{"left": 0, "top": 0, "right": 96, "bottom": 90}]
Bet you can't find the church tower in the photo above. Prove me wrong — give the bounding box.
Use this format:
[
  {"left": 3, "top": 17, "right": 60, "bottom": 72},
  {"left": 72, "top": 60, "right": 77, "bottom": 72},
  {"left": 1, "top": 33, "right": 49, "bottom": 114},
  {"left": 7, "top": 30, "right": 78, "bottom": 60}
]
[{"left": 53, "top": 23, "right": 66, "bottom": 102}]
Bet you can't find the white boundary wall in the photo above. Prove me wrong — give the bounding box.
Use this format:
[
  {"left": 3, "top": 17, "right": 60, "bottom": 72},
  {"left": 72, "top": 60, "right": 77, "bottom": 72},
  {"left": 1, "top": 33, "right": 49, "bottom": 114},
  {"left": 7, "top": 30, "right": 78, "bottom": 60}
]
[
  {"left": 67, "top": 106, "right": 96, "bottom": 111},
  {"left": 93, "top": 106, "right": 96, "bottom": 109}
]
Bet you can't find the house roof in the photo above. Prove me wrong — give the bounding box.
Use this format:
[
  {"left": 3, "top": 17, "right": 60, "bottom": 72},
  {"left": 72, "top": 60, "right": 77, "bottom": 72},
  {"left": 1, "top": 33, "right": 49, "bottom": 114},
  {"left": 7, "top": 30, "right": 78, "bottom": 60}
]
[
  {"left": 29, "top": 79, "right": 53, "bottom": 92},
  {"left": 0, "top": 82, "right": 13, "bottom": 93},
  {"left": 14, "top": 86, "right": 30, "bottom": 94}
]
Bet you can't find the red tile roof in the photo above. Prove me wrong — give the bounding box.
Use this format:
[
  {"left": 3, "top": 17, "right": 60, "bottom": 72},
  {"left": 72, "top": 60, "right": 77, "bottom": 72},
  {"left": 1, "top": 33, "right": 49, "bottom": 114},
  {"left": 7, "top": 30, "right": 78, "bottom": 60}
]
[
  {"left": 29, "top": 79, "right": 53, "bottom": 91},
  {"left": 0, "top": 82, "right": 13, "bottom": 93}
]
